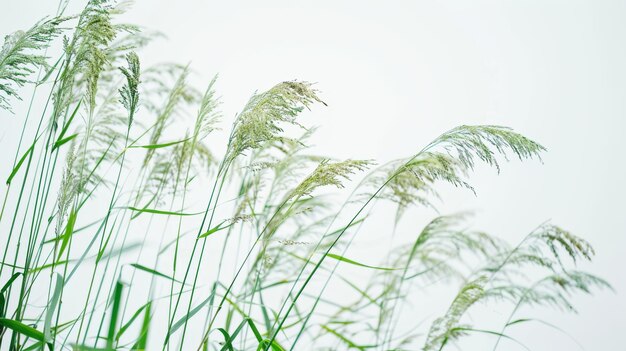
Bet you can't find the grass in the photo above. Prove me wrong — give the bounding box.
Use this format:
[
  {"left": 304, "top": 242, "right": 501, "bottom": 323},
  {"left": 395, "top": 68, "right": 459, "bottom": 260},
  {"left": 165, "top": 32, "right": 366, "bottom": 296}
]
[{"left": 0, "top": 1, "right": 610, "bottom": 350}]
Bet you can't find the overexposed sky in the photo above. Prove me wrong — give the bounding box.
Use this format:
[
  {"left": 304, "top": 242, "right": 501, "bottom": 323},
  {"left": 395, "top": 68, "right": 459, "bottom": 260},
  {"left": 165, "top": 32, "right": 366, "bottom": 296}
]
[{"left": 2, "top": 1, "right": 625, "bottom": 350}]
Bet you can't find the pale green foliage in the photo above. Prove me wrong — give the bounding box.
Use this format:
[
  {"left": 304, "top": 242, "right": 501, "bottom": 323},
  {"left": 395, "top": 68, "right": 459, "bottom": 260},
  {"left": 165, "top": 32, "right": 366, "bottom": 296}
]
[
  {"left": 193, "top": 75, "right": 221, "bottom": 139},
  {"left": 143, "top": 65, "right": 196, "bottom": 166},
  {"left": 0, "top": 17, "right": 66, "bottom": 111},
  {"left": 397, "top": 214, "right": 498, "bottom": 280},
  {"left": 485, "top": 224, "right": 595, "bottom": 274},
  {"left": 420, "top": 224, "right": 609, "bottom": 351},
  {"left": 0, "top": 4, "right": 608, "bottom": 351},
  {"left": 526, "top": 271, "right": 611, "bottom": 310}
]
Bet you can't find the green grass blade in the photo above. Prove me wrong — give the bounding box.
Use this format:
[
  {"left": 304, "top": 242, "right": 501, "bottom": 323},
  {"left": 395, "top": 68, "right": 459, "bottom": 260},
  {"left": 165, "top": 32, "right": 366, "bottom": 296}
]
[
  {"left": 0, "top": 318, "right": 50, "bottom": 349},
  {"left": 36, "top": 54, "right": 63, "bottom": 87},
  {"left": 127, "top": 207, "right": 201, "bottom": 217},
  {"left": 128, "top": 138, "right": 190, "bottom": 149},
  {"left": 1, "top": 273, "right": 21, "bottom": 294},
  {"left": 130, "top": 263, "right": 182, "bottom": 284},
  {"left": 321, "top": 325, "right": 366, "bottom": 351},
  {"left": 57, "top": 209, "right": 77, "bottom": 261},
  {"left": 52, "top": 133, "right": 78, "bottom": 150},
  {"left": 326, "top": 253, "right": 398, "bottom": 271},
  {"left": 116, "top": 301, "right": 150, "bottom": 342},
  {"left": 166, "top": 295, "right": 211, "bottom": 341},
  {"left": 218, "top": 319, "right": 248, "bottom": 351},
  {"left": 324, "top": 218, "right": 366, "bottom": 238},
  {"left": 25, "top": 261, "right": 68, "bottom": 275},
  {"left": 6, "top": 144, "right": 33, "bottom": 185},
  {"left": 216, "top": 328, "right": 235, "bottom": 351},
  {"left": 44, "top": 273, "right": 62, "bottom": 343},
  {"left": 107, "top": 281, "right": 124, "bottom": 350},
  {"left": 131, "top": 301, "right": 151, "bottom": 350},
  {"left": 71, "top": 345, "right": 109, "bottom": 351},
  {"left": 52, "top": 101, "right": 81, "bottom": 151},
  {"left": 197, "top": 220, "right": 231, "bottom": 239},
  {"left": 246, "top": 318, "right": 284, "bottom": 351}
]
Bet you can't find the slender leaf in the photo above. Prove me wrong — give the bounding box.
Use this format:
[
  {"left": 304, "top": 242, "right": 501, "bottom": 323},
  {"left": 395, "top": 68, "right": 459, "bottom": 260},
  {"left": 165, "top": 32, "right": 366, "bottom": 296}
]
[
  {"left": 127, "top": 207, "right": 201, "bottom": 217},
  {"left": 52, "top": 133, "right": 78, "bottom": 150},
  {"left": 131, "top": 301, "right": 151, "bottom": 350},
  {"left": 129, "top": 138, "right": 190, "bottom": 149},
  {"left": 0, "top": 318, "right": 51, "bottom": 349},
  {"left": 130, "top": 263, "right": 182, "bottom": 284},
  {"left": 116, "top": 301, "right": 150, "bottom": 342},
  {"left": 57, "top": 209, "right": 77, "bottom": 261},
  {"left": 326, "top": 253, "right": 398, "bottom": 271},
  {"left": 6, "top": 144, "right": 33, "bottom": 185},
  {"left": 107, "top": 281, "right": 124, "bottom": 350},
  {"left": 44, "top": 273, "right": 63, "bottom": 343},
  {"left": 197, "top": 220, "right": 231, "bottom": 239}
]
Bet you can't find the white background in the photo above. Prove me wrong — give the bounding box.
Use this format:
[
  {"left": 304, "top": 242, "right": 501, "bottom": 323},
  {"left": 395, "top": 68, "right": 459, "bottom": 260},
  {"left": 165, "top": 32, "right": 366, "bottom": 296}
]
[{"left": 2, "top": 0, "right": 625, "bottom": 350}]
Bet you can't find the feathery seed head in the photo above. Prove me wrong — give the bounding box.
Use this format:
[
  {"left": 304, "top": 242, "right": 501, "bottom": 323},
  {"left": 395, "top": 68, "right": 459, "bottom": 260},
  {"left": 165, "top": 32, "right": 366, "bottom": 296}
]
[
  {"left": 118, "top": 51, "right": 140, "bottom": 123},
  {"left": 0, "top": 16, "right": 66, "bottom": 111},
  {"left": 226, "top": 81, "right": 324, "bottom": 163},
  {"left": 287, "top": 159, "right": 372, "bottom": 201}
]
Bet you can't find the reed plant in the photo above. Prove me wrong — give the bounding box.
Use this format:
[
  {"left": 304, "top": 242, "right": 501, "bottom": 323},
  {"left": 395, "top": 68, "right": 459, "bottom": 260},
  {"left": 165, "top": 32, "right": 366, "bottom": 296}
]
[{"left": 0, "top": 1, "right": 609, "bottom": 350}]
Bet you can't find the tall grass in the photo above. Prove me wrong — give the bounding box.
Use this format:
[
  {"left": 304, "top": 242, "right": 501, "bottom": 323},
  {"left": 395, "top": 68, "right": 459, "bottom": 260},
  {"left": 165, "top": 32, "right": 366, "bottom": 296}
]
[{"left": 0, "top": 1, "right": 609, "bottom": 350}]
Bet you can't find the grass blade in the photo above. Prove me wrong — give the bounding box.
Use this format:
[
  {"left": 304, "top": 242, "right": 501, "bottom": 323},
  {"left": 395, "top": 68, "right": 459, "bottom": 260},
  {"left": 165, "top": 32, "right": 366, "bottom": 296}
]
[
  {"left": 166, "top": 295, "right": 211, "bottom": 341},
  {"left": 131, "top": 301, "right": 151, "bottom": 350},
  {"left": 0, "top": 318, "right": 50, "bottom": 350},
  {"left": 197, "top": 220, "right": 231, "bottom": 239},
  {"left": 57, "top": 209, "right": 77, "bottom": 261},
  {"left": 326, "top": 253, "right": 398, "bottom": 271},
  {"left": 52, "top": 101, "right": 81, "bottom": 151},
  {"left": 44, "top": 273, "right": 62, "bottom": 343},
  {"left": 1, "top": 273, "right": 21, "bottom": 294},
  {"left": 52, "top": 133, "right": 78, "bottom": 150},
  {"left": 6, "top": 144, "right": 33, "bottom": 185},
  {"left": 107, "top": 281, "right": 124, "bottom": 350},
  {"left": 130, "top": 263, "right": 182, "bottom": 284},
  {"left": 128, "top": 138, "right": 190, "bottom": 149},
  {"left": 127, "top": 207, "right": 201, "bottom": 217},
  {"left": 116, "top": 301, "right": 150, "bottom": 342}
]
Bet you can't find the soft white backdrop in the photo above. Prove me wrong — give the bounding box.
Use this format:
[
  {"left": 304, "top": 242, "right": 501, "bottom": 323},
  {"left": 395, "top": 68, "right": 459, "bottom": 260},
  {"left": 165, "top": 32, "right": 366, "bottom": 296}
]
[{"left": 2, "top": 1, "right": 625, "bottom": 350}]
